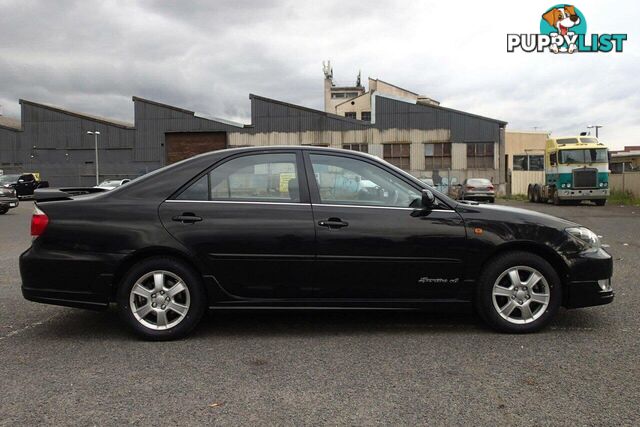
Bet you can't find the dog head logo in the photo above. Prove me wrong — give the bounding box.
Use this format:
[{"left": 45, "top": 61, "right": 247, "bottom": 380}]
[
  {"left": 540, "top": 4, "right": 587, "bottom": 53},
  {"left": 542, "top": 5, "right": 581, "bottom": 36}
]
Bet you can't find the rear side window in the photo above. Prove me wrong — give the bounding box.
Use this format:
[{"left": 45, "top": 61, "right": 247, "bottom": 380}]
[{"left": 176, "top": 153, "right": 300, "bottom": 202}]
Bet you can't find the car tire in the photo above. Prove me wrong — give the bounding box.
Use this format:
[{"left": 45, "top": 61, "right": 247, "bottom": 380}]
[
  {"left": 489, "top": 198, "right": 495, "bottom": 203},
  {"left": 475, "top": 251, "right": 561, "bottom": 333},
  {"left": 0, "top": 207, "right": 7, "bottom": 215},
  {"left": 595, "top": 199, "right": 606, "bottom": 206},
  {"left": 117, "top": 257, "right": 207, "bottom": 341}
]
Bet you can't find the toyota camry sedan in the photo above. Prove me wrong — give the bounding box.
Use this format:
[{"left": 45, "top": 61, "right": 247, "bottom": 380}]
[{"left": 20, "top": 147, "right": 613, "bottom": 340}]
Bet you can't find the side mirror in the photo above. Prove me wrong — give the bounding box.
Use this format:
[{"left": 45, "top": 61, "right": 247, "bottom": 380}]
[{"left": 421, "top": 189, "right": 435, "bottom": 208}]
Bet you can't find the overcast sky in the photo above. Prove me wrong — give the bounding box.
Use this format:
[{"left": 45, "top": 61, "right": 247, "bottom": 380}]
[{"left": 0, "top": 0, "right": 637, "bottom": 148}]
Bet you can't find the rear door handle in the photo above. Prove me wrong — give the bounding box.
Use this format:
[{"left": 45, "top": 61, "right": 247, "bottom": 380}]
[
  {"left": 172, "top": 213, "right": 202, "bottom": 223},
  {"left": 318, "top": 218, "right": 348, "bottom": 229}
]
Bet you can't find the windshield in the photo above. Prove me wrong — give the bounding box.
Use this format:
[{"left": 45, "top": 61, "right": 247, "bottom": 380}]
[
  {"left": 559, "top": 149, "right": 608, "bottom": 164},
  {"left": 0, "top": 174, "right": 20, "bottom": 184}
]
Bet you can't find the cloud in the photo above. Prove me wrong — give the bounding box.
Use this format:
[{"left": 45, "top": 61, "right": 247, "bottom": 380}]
[{"left": 0, "top": 0, "right": 637, "bottom": 148}]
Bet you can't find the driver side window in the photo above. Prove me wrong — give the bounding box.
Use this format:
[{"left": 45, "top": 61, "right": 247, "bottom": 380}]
[{"left": 309, "top": 154, "right": 421, "bottom": 208}]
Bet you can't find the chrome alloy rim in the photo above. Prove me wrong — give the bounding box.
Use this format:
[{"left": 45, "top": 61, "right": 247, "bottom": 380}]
[
  {"left": 129, "top": 270, "right": 190, "bottom": 330},
  {"left": 492, "top": 266, "right": 550, "bottom": 325}
]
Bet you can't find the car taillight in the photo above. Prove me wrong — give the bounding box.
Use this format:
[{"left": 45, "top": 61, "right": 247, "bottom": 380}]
[
  {"left": 466, "top": 186, "right": 475, "bottom": 190},
  {"left": 31, "top": 206, "right": 49, "bottom": 238},
  {"left": 488, "top": 186, "right": 494, "bottom": 191}
]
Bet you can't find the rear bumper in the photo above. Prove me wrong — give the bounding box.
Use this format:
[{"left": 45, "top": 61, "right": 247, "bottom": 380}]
[
  {"left": 19, "top": 245, "right": 125, "bottom": 310},
  {"left": 558, "top": 188, "right": 609, "bottom": 200},
  {"left": 564, "top": 248, "right": 614, "bottom": 308},
  {"left": 462, "top": 192, "right": 495, "bottom": 200}
]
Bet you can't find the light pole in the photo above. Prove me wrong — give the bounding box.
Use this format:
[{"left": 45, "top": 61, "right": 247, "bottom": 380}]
[
  {"left": 87, "top": 131, "right": 101, "bottom": 185},
  {"left": 587, "top": 124, "right": 603, "bottom": 138}
]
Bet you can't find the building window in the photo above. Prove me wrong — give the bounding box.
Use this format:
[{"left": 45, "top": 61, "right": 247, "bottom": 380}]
[
  {"left": 424, "top": 143, "right": 452, "bottom": 170},
  {"left": 361, "top": 111, "right": 371, "bottom": 121},
  {"left": 466, "top": 142, "right": 495, "bottom": 169},
  {"left": 344, "top": 112, "right": 357, "bottom": 119},
  {"left": 513, "top": 154, "right": 544, "bottom": 171},
  {"left": 331, "top": 92, "right": 359, "bottom": 99},
  {"left": 343, "top": 143, "right": 368, "bottom": 153},
  {"left": 383, "top": 143, "right": 410, "bottom": 170}
]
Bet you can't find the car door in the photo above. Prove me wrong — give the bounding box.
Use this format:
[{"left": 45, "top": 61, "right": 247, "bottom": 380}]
[
  {"left": 305, "top": 151, "right": 467, "bottom": 300},
  {"left": 159, "top": 150, "right": 316, "bottom": 299},
  {"left": 16, "top": 174, "right": 35, "bottom": 196}
]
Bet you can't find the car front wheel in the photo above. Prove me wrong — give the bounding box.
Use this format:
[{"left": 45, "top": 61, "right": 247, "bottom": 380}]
[
  {"left": 475, "top": 251, "right": 561, "bottom": 333},
  {"left": 117, "top": 257, "right": 206, "bottom": 340}
]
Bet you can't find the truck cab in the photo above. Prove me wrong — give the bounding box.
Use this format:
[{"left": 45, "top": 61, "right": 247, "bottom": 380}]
[{"left": 529, "top": 136, "right": 610, "bottom": 205}]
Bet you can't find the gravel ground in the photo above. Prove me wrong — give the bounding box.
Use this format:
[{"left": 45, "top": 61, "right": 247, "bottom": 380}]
[{"left": 0, "top": 200, "right": 638, "bottom": 425}]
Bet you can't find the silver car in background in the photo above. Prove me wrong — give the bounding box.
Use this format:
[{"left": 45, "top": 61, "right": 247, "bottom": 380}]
[{"left": 458, "top": 178, "right": 495, "bottom": 203}]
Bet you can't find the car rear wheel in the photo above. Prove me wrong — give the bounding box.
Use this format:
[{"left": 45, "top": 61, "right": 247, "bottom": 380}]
[
  {"left": 117, "top": 257, "right": 206, "bottom": 340},
  {"left": 0, "top": 207, "right": 7, "bottom": 215},
  {"left": 594, "top": 199, "right": 606, "bottom": 206},
  {"left": 475, "top": 251, "right": 561, "bottom": 333}
]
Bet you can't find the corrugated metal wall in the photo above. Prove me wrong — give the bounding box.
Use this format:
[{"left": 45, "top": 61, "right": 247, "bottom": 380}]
[{"left": 0, "top": 94, "right": 506, "bottom": 187}]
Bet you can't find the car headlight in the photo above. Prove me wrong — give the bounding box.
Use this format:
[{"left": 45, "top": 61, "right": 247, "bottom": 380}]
[{"left": 566, "top": 227, "right": 601, "bottom": 253}]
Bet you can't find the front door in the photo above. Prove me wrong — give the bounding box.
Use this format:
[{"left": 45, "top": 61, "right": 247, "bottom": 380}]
[
  {"left": 160, "top": 151, "right": 315, "bottom": 299},
  {"left": 305, "top": 152, "right": 467, "bottom": 300}
]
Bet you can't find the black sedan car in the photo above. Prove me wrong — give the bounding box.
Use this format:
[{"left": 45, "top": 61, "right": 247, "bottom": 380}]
[{"left": 20, "top": 147, "right": 613, "bottom": 340}]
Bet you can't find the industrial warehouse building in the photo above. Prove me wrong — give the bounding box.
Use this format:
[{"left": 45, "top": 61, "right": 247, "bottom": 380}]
[{"left": 0, "top": 74, "right": 508, "bottom": 192}]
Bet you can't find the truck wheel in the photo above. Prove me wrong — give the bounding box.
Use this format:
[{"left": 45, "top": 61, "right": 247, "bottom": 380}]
[
  {"left": 527, "top": 185, "right": 534, "bottom": 202},
  {"left": 595, "top": 199, "right": 606, "bottom": 206},
  {"left": 533, "top": 185, "right": 540, "bottom": 203},
  {"left": 552, "top": 190, "right": 562, "bottom": 205},
  {"left": 475, "top": 251, "right": 561, "bottom": 333}
]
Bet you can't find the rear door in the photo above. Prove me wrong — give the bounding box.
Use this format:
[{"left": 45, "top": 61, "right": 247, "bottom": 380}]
[
  {"left": 159, "top": 150, "right": 316, "bottom": 299},
  {"left": 305, "top": 152, "right": 467, "bottom": 300}
]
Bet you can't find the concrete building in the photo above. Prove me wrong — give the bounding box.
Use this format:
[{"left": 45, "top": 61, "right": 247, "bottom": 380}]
[
  {"left": 0, "top": 72, "right": 507, "bottom": 191},
  {"left": 505, "top": 131, "right": 549, "bottom": 195},
  {"left": 609, "top": 146, "right": 640, "bottom": 173}
]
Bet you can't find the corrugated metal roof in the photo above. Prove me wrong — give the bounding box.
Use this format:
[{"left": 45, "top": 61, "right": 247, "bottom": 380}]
[{"left": 19, "top": 99, "right": 134, "bottom": 129}]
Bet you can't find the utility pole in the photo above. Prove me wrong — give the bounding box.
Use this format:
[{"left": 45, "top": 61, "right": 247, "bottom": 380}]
[
  {"left": 87, "top": 131, "right": 101, "bottom": 185},
  {"left": 587, "top": 124, "right": 603, "bottom": 138}
]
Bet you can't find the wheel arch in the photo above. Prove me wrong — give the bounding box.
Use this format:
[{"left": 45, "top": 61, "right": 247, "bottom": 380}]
[
  {"left": 111, "top": 246, "right": 216, "bottom": 303},
  {"left": 479, "top": 241, "right": 570, "bottom": 300}
]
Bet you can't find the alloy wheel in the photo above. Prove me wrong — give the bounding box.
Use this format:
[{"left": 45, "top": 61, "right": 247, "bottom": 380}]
[
  {"left": 129, "top": 270, "right": 190, "bottom": 330},
  {"left": 492, "top": 266, "right": 550, "bottom": 324}
]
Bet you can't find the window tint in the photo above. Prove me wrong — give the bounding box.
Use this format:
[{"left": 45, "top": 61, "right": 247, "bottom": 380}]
[
  {"left": 176, "top": 175, "right": 208, "bottom": 200},
  {"left": 176, "top": 153, "right": 300, "bottom": 202},
  {"left": 309, "top": 154, "right": 421, "bottom": 208}
]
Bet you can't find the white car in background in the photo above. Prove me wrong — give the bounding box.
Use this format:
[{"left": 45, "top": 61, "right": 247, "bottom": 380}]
[{"left": 95, "top": 179, "right": 130, "bottom": 190}]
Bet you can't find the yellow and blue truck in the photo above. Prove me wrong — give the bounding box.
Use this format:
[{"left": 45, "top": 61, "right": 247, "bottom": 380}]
[{"left": 528, "top": 136, "right": 610, "bottom": 206}]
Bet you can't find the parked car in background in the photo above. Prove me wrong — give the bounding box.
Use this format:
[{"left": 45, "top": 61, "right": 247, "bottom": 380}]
[
  {"left": 22, "top": 147, "right": 613, "bottom": 340},
  {"left": 457, "top": 178, "right": 495, "bottom": 203},
  {"left": 0, "top": 185, "right": 18, "bottom": 214},
  {"left": 2, "top": 173, "right": 49, "bottom": 198},
  {"left": 95, "top": 179, "right": 131, "bottom": 190}
]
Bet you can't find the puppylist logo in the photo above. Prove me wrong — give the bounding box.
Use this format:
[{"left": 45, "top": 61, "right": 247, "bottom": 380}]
[{"left": 508, "top": 5, "right": 627, "bottom": 54}]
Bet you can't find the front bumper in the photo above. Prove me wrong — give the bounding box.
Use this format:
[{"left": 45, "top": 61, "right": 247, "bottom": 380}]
[
  {"left": 0, "top": 196, "right": 19, "bottom": 209},
  {"left": 558, "top": 188, "right": 609, "bottom": 200},
  {"left": 563, "top": 248, "right": 614, "bottom": 308}
]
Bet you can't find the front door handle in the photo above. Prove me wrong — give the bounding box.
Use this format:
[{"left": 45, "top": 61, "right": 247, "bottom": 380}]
[
  {"left": 172, "top": 213, "right": 202, "bottom": 223},
  {"left": 318, "top": 217, "right": 349, "bottom": 229}
]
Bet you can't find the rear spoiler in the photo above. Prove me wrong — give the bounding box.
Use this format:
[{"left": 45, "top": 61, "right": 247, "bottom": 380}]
[{"left": 34, "top": 187, "right": 108, "bottom": 202}]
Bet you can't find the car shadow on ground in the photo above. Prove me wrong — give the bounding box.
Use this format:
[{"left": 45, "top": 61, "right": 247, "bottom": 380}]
[{"left": 29, "top": 305, "right": 609, "bottom": 342}]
